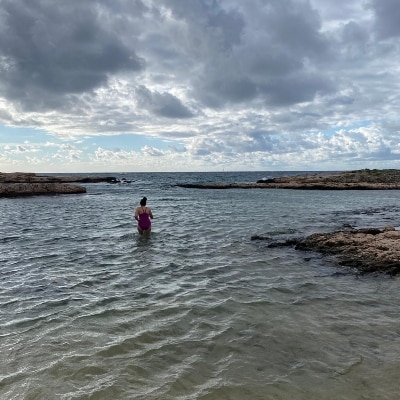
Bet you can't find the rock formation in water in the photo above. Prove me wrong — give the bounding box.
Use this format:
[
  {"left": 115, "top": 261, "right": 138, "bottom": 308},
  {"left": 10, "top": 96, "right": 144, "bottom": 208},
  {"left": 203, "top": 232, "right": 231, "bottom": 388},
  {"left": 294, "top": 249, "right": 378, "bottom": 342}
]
[
  {"left": 0, "top": 172, "right": 117, "bottom": 197},
  {"left": 255, "top": 169, "right": 400, "bottom": 189},
  {"left": 296, "top": 227, "right": 400, "bottom": 275},
  {"left": 177, "top": 169, "right": 400, "bottom": 190},
  {"left": 252, "top": 226, "right": 400, "bottom": 275}
]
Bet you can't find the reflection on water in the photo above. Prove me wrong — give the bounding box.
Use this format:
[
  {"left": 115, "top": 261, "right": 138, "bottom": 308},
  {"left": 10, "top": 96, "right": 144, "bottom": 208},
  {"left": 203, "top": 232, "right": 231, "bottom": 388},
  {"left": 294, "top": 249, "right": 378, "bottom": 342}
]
[{"left": 1, "top": 172, "right": 400, "bottom": 399}]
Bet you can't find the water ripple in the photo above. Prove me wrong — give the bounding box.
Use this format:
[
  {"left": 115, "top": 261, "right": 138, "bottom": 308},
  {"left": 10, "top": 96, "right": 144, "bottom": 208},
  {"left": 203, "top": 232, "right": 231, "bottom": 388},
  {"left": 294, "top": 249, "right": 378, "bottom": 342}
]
[{"left": 1, "top": 174, "right": 400, "bottom": 399}]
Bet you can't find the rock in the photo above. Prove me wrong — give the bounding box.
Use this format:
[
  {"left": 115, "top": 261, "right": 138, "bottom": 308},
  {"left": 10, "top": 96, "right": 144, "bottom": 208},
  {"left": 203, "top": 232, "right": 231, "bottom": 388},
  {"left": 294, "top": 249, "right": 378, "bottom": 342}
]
[
  {"left": 0, "top": 172, "right": 117, "bottom": 184},
  {"left": 251, "top": 235, "right": 272, "bottom": 241},
  {"left": 306, "top": 228, "right": 395, "bottom": 275},
  {"left": 0, "top": 172, "right": 94, "bottom": 197},
  {"left": 57, "top": 176, "right": 118, "bottom": 183},
  {"left": 250, "top": 235, "right": 300, "bottom": 247},
  {"left": 252, "top": 226, "right": 400, "bottom": 275},
  {"left": 0, "top": 182, "right": 86, "bottom": 197},
  {"left": 177, "top": 169, "right": 400, "bottom": 190},
  {"left": 255, "top": 169, "right": 400, "bottom": 189}
]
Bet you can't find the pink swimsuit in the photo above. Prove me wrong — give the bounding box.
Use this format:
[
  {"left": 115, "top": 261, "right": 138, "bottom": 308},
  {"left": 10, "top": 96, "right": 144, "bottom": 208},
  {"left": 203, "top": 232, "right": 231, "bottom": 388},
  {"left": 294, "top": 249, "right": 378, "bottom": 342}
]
[{"left": 138, "top": 207, "right": 151, "bottom": 230}]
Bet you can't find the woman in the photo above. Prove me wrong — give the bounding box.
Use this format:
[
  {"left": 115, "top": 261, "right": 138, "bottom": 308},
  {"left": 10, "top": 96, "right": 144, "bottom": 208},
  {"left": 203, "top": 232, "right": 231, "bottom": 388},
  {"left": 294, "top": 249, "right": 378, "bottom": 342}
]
[{"left": 134, "top": 197, "right": 154, "bottom": 236}]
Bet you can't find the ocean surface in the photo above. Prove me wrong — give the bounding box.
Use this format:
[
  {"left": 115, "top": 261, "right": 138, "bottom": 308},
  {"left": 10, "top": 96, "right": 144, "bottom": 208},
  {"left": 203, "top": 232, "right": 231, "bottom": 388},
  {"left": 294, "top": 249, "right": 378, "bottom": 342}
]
[{"left": 1, "top": 171, "right": 400, "bottom": 400}]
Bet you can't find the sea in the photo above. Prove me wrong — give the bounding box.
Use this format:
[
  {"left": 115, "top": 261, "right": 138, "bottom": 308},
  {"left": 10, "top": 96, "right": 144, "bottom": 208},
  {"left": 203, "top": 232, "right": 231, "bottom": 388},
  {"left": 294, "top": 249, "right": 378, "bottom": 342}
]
[{"left": 1, "top": 171, "right": 400, "bottom": 400}]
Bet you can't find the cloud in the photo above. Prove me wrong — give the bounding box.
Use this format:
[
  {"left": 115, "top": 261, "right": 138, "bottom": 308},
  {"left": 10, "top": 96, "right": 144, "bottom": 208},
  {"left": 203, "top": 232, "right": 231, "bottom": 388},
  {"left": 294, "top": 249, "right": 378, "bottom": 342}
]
[
  {"left": 135, "top": 85, "right": 193, "bottom": 118},
  {"left": 16, "top": 145, "right": 26, "bottom": 152},
  {"left": 0, "top": 0, "right": 144, "bottom": 110},
  {"left": 368, "top": 0, "right": 400, "bottom": 39},
  {"left": 0, "top": 0, "right": 400, "bottom": 172},
  {"left": 190, "top": 0, "right": 333, "bottom": 108},
  {"left": 141, "top": 145, "right": 164, "bottom": 156},
  {"left": 94, "top": 147, "right": 136, "bottom": 162}
]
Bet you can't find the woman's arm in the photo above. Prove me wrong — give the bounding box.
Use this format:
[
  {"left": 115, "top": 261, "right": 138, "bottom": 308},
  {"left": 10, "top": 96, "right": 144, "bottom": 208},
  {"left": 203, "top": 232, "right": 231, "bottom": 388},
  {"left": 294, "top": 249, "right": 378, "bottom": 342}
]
[{"left": 134, "top": 207, "right": 139, "bottom": 221}]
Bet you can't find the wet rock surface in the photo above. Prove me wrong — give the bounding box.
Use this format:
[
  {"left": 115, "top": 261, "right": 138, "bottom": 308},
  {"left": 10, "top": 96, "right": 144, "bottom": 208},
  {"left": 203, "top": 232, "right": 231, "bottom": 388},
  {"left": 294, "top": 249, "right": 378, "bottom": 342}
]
[{"left": 252, "top": 227, "right": 400, "bottom": 275}]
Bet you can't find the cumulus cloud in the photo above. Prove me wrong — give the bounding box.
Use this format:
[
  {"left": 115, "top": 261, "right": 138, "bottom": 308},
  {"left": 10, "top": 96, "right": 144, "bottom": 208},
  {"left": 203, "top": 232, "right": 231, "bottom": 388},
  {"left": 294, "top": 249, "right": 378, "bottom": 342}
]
[
  {"left": 135, "top": 85, "right": 193, "bottom": 118},
  {"left": 0, "top": 0, "right": 399, "bottom": 171},
  {"left": 0, "top": 0, "right": 144, "bottom": 110},
  {"left": 141, "top": 145, "right": 164, "bottom": 156}
]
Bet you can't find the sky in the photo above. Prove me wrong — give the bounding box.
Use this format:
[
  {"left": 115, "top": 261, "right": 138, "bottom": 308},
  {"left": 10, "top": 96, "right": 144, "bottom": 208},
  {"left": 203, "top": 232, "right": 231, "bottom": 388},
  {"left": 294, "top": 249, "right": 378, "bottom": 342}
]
[{"left": 0, "top": 0, "right": 400, "bottom": 173}]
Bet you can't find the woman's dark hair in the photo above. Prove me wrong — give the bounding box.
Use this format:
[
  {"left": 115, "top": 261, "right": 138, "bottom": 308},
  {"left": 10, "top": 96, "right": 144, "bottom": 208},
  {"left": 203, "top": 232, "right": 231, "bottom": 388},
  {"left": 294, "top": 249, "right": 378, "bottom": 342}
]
[{"left": 140, "top": 197, "right": 147, "bottom": 206}]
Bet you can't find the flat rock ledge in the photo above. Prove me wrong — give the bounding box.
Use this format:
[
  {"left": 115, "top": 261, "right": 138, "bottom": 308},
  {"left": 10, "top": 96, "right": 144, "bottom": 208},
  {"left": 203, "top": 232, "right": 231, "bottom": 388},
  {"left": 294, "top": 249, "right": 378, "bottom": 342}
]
[
  {"left": 176, "top": 169, "right": 400, "bottom": 190},
  {"left": 252, "top": 227, "right": 400, "bottom": 275},
  {"left": 0, "top": 172, "right": 116, "bottom": 197}
]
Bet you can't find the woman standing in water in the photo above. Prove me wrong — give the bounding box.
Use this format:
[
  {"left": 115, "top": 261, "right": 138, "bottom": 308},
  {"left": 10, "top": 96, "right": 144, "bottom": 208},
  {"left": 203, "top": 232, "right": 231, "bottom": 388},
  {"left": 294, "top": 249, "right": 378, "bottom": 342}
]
[{"left": 135, "top": 197, "right": 154, "bottom": 236}]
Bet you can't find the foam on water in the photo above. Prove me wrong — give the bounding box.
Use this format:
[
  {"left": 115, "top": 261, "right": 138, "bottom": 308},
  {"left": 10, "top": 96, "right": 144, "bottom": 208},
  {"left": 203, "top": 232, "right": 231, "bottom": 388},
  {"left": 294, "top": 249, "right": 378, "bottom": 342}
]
[{"left": 1, "top": 172, "right": 400, "bottom": 399}]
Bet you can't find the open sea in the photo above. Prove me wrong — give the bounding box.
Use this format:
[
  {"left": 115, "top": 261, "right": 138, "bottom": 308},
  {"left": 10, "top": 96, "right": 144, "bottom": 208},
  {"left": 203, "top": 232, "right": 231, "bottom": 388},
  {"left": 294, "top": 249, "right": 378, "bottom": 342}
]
[{"left": 1, "top": 171, "right": 400, "bottom": 400}]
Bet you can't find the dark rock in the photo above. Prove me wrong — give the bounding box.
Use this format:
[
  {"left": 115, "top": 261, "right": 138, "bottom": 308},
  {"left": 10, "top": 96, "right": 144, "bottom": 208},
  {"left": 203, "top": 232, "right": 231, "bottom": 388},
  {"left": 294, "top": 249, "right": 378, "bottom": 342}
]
[
  {"left": 267, "top": 238, "right": 301, "bottom": 248},
  {"left": 251, "top": 235, "right": 272, "bottom": 241},
  {"left": 256, "top": 178, "right": 275, "bottom": 183}
]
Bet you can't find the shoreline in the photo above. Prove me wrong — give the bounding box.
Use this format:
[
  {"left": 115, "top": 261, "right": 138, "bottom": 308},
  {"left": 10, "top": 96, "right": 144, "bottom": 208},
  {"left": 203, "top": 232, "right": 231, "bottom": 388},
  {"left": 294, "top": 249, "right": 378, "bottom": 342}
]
[
  {"left": 176, "top": 169, "right": 400, "bottom": 190},
  {"left": 0, "top": 172, "right": 117, "bottom": 197}
]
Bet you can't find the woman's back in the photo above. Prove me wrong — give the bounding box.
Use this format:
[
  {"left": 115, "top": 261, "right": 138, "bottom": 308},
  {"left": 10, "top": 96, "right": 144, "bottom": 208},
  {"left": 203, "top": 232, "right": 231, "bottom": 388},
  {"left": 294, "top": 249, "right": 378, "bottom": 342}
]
[{"left": 137, "top": 206, "right": 151, "bottom": 230}]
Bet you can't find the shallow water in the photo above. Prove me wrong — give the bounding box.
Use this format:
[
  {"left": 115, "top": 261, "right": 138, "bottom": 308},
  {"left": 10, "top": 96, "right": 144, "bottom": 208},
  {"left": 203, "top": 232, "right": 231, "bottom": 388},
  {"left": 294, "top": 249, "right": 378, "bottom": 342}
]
[{"left": 1, "top": 172, "right": 400, "bottom": 399}]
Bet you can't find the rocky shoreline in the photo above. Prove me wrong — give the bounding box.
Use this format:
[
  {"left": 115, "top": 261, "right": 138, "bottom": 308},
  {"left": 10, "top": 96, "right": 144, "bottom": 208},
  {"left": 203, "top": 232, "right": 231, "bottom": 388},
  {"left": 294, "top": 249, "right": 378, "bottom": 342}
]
[
  {"left": 0, "top": 172, "right": 117, "bottom": 197},
  {"left": 177, "top": 169, "right": 400, "bottom": 190},
  {"left": 252, "top": 227, "right": 400, "bottom": 275},
  {"left": 177, "top": 169, "right": 400, "bottom": 274}
]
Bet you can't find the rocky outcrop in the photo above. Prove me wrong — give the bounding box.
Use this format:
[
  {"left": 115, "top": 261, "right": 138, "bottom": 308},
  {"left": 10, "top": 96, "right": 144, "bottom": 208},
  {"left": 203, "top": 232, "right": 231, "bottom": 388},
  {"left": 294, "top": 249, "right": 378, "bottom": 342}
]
[
  {"left": 177, "top": 169, "right": 400, "bottom": 190},
  {"left": 296, "top": 227, "right": 400, "bottom": 275},
  {"left": 0, "top": 172, "right": 117, "bottom": 197},
  {"left": 0, "top": 172, "right": 117, "bottom": 184},
  {"left": 0, "top": 182, "right": 86, "bottom": 197},
  {"left": 252, "top": 227, "right": 400, "bottom": 275},
  {"left": 255, "top": 169, "right": 400, "bottom": 189}
]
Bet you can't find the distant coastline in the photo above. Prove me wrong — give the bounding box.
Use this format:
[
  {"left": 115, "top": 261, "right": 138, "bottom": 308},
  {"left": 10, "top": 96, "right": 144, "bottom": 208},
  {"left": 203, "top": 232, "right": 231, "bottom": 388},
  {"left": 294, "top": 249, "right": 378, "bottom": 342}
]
[
  {"left": 0, "top": 172, "right": 117, "bottom": 197},
  {"left": 176, "top": 169, "right": 400, "bottom": 190},
  {"left": 4, "top": 169, "right": 400, "bottom": 197}
]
